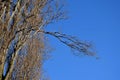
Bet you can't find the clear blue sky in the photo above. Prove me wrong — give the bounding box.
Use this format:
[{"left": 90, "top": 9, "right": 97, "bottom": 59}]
[{"left": 44, "top": 0, "right": 120, "bottom": 80}]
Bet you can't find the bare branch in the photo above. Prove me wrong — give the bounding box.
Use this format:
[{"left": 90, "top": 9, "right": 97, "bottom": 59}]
[{"left": 37, "top": 31, "right": 95, "bottom": 56}]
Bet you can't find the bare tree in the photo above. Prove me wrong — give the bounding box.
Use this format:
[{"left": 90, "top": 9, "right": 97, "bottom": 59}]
[
  {"left": 10, "top": 35, "right": 44, "bottom": 80},
  {"left": 0, "top": 0, "right": 95, "bottom": 80}
]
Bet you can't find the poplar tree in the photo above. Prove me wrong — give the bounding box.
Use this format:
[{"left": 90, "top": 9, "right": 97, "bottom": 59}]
[{"left": 0, "top": 0, "right": 95, "bottom": 80}]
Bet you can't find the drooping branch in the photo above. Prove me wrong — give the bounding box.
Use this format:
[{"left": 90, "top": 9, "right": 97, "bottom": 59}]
[
  {"left": 33, "top": 30, "right": 95, "bottom": 56},
  {"left": 48, "top": 32, "right": 94, "bottom": 56},
  {"left": 15, "top": 27, "right": 95, "bottom": 56}
]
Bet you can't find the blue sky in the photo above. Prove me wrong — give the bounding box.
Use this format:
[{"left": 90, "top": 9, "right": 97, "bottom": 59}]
[{"left": 44, "top": 0, "right": 120, "bottom": 80}]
